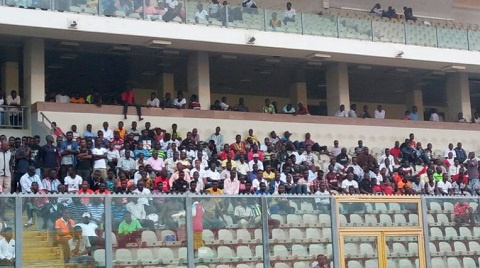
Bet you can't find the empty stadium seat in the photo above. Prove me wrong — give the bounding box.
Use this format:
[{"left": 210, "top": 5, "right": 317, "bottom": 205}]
[
  {"left": 409, "top": 214, "right": 419, "bottom": 225},
  {"left": 237, "top": 264, "right": 252, "bottom": 268},
  {"left": 271, "top": 214, "right": 285, "bottom": 224},
  {"left": 350, "top": 214, "right": 363, "bottom": 225},
  {"left": 94, "top": 249, "right": 105, "bottom": 266},
  {"left": 237, "top": 246, "right": 253, "bottom": 258},
  {"left": 255, "top": 245, "right": 263, "bottom": 257},
  {"left": 389, "top": 203, "right": 401, "bottom": 211},
  {"left": 427, "top": 215, "right": 435, "bottom": 225},
  {"left": 443, "top": 202, "right": 454, "bottom": 211},
  {"left": 293, "top": 262, "right": 309, "bottom": 268},
  {"left": 321, "top": 228, "right": 332, "bottom": 239},
  {"left": 347, "top": 260, "right": 362, "bottom": 268},
  {"left": 309, "top": 244, "right": 324, "bottom": 255},
  {"left": 303, "top": 214, "right": 318, "bottom": 224},
  {"left": 408, "top": 242, "right": 418, "bottom": 253},
  {"left": 287, "top": 214, "right": 303, "bottom": 225},
  {"left": 429, "top": 202, "right": 442, "bottom": 212},
  {"left": 272, "top": 229, "right": 287, "bottom": 240},
  {"left": 360, "top": 243, "right": 375, "bottom": 255},
  {"left": 429, "top": 242, "right": 437, "bottom": 253},
  {"left": 439, "top": 242, "right": 452, "bottom": 252},
  {"left": 198, "top": 246, "right": 216, "bottom": 259},
  {"left": 137, "top": 248, "right": 156, "bottom": 265},
  {"left": 392, "top": 243, "right": 406, "bottom": 254},
  {"left": 292, "top": 244, "right": 308, "bottom": 257},
  {"left": 431, "top": 257, "right": 446, "bottom": 268},
  {"left": 273, "top": 245, "right": 289, "bottom": 257},
  {"left": 255, "top": 229, "right": 263, "bottom": 240},
  {"left": 365, "top": 259, "right": 378, "bottom": 267},
  {"left": 218, "top": 246, "right": 236, "bottom": 259},
  {"left": 459, "top": 227, "right": 473, "bottom": 238},
  {"left": 364, "top": 214, "right": 377, "bottom": 225},
  {"left": 447, "top": 257, "right": 462, "bottom": 268},
  {"left": 445, "top": 227, "right": 459, "bottom": 238},
  {"left": 203, "top": 230, "right": 215, "bottom": 241},
  {"left": 463, "top": 257, "right": 477, "bottom": 268},
  {"left": 375, "top": 203, "right": 388, "bottom": 211},
  {"left": 344, "top": 243, "right": 359, "bottom": 255},
  {"left": 319, "top": 214, "right": 331, "bottom": 226},
  {"left": 157, "top": 248, "right": 176, "bottom": 263},
  {"left": 115, "top": 248, "right": 134, "bottom": 264},
  {"left": 237, "top": 229, "right": 252, "bottom": 241},
  {"left": 436, "top": 214, "right": 449, "bottom": 225},
  {"left": 394, "top": 214, "right": 407, "bottom": 225},
  {"left": 300, "top": 202, "right": 314, "bottom": 212},
  {"left": 289, "top": 228, "right": 304, "bottom": 240},
  {"left": 141, "top": 230, "right": 158, "bottom": 246},
  {"left": 379, "top": 214, "right": 393, "bottom": 225},
  {"left": 430, "top": 227, "right": 443, "bottom": 238},
  {"left": 178, "top": 247, "right": 187, "bottom": 260},
  {"left": 398, "top": 259, "right": 413, "bottom": 268},
  {"left": 219, "top": 229, "right": 235, "bottom": 241},
  {"left": 469, "top": 241, "right": 480, "bottom": 252},
  {"left": 306, "top": 228, "right": 321, "bottom": 240},
  {"left": 454, "top": 241, "right": 468, "bottom": 253},
  {"left": 274, "top": 263, "right": 289, "bottom": 268}
]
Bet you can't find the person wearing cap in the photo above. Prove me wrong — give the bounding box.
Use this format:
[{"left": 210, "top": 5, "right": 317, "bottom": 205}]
[
  {"left": 248, "top": 153, "right": 264, "bottom": 171},
  {"left": 75, "top": 212, "right": 103, "bottom": 248},
  {"left": 247, "top": 144, "right": 264, "bottom": 162}
]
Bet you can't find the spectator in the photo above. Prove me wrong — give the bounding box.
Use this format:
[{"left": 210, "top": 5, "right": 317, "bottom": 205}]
[
  {"left": 70, "top": 92, "right": 85, "bottom": 104},
  {"left": 295, "top": 102, "right": 309, "bottom": 115},
  {"left": 283, "top": 2, "right": 295, "bottom": 25},
  {"left": 146, "top": 92, "right": 160, "bottom": 108},
  {"left": 374, "top": 105, "right": 385, "bottom": 119},
  {"left": 242, "top": 0, "right": 257, "bottom": 13},
  {"left": 430, "top": 108, "right": 440, "bottom": 122},
  {"left": 162, "top": 3, "right": 186, "bottom": 23},
  {"left": 361, "top": 105, "right": 371, "bottom": 118},
  {"left": 0, "top": 90, "right": 4, "bottom": 125},
  {"left": 334, "top": 105, "right": 348, "bottom": 117},
  {"left": 262, "top": 99, "right": 275, "bottom": 114},
  {"left": 348, "top": 104, "right": 357, "bottom": 118},
  {"left": 194, "top": 3, "right": 209, "bottom": 24},
  {"left": 403, "top": 6, "right": 417, "bottom": 22},
  {"left": 20, "top": 165, "right": 43, "bottom": 194},
  {"left": 120, "top": 88, "right": 143, "bottom": 121},
  {"left": 55, "top": 90, "right": 70, "bottom": 103},
  {"left": 173, "top": 90, "right": 187, "bottom": 108},
  {"left": 0, "top": 227, "right": 14, "bottom": 264},
  {"left": 453, "top": 201, "right": 475, "bottom": 225},
  {"left": 6, "top": 90, "right": 21, "bottom": 126},
  {"left": 282, "top": 103, "right": 295, "bottom": 114},
  {"left": 458, "top": 112, "right": 468, "bottom": 123},
  {"left": 269, "top": 12, "right": 281, "bottom": 30},
  {"left": 472, "top": 112, "right": 480, "bottom": 123},
  {"left": 189, "top": 94, "right": 201, "bottom": 110},
  {"left": 0, "top": 141, "right": 12, "bottom": 193},
  {"left": 410, "top": 106, "right": 419, "bottom": 121},
  {"left": 234, "top": 97, "right": 249, "bottom": 112},
  {"left": 160, "top": 92, "right": 174, "bottom": 108}
]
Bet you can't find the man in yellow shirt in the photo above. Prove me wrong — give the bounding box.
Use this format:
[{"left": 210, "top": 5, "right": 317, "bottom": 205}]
[
  {"left": 115, "top": 121, "right": 127, "bottom": 139},
  {"left": 263, "top": 164, "right": 275, "bottom": 182}
]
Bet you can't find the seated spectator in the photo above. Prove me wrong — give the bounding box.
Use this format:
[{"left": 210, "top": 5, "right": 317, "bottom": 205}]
[
  {"left": 403, "top": 6, "right": 417, "bottom": 22},
  {"left": 160, "top": 92, "right": 174, "bottom": 108},
  {"left": 162, "top": 3, "right": 186, "bottom": 23},
  {"left": 234, "top": 97, "right": 249, "bottom": 112},
  {"left": 6, "top": 90, "right": 21, "bottom": 126},
  {"left": 0, "top": 227, "right": 14, "bottom": 264},
  {"left": 374, "top": 105, "right": 385, "bottom": 119},
  {"left": 458, "top": 112, "right": 468, "bottom": 123},
  {"left": 195, "top": 3, "right": 209, "bottom": 23},
  {"left": 120, "top": 88, "right": 143, "bottom": 121},
  {"left": 136, "top": 0, "right": 163, "bottom": 18},
  {"left": 283, "top": 2, "right": 295, "bottom": 25},
  {"left": 242, "top": 0, "right": 257, "bottom": 13},
  {"left": 218, "top": 96, "right": 230, "bottom": 111},
  {"left": 341, "top": 173, "right": 359, "bottom": 194},
  {"left": 146, "top": 92, "right": 160, "bottom": 108},
  {"left": 472, "top": 112, "right": 480, "bottom": 124},
  {"left": 295, "top": 102, "right": 309, "bottom": 115},
  {"left": 348, "top": 104, "right": 357, "bottom": 118},
  {"left": 453, "top": 201, "right": 475, "bottom": 225},
  {"left": 429, "top": 108, "right": 440, "bottom": 122},
  {"left": 211, "top": 100, "right": 223, "bottom": 110},
  {"left": 262, "top": 98, "right": 275, "bottom": 114},
  {"left": 334, "top": 105, "right": 348, "bottom": 117},
  {"left": 55, "top": 209, "right": 75, "bottom": 261},
  {"left": 234, "top": 198, "right": 255, "bottom": 228},
  {"left": 269, "top": 12, "right": 281, "bottom": 31},
  {"left": 436, "top": 173, "right": 453, "bottom": 195},
  {"left": 189, "top": 94, "right": 201, "bottom": 110},
  {"left": 282, "top": 103, "right": 295, "bottom": 114},
  {"left": 70, "top": 92, "right": 85, "bottom": 104},
  {"left": 55, "top": 90, "right": 70, "bottom": 103},
  {"left": 68, "top": 226, "right": 94, "bottom": 265},
  {"left": 386, "top": 6, "right": 399, "bottom": 19},
  {"left": 209, "top": 0, "right": 221, "bottom": 19},
  {"left": 402, "top": 110, "right": 411, "bottom": 120},
  {"left": 117, "top": 211, "right": 143, "bottom": 247}
]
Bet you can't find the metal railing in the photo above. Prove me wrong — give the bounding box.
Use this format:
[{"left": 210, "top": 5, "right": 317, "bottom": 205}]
[
  {"left": 1, "top": 193, "right": 479, "bottom": 267},
  {"left": 0, "top": 105, "right": 27, "bottom": 129},
  {"left": 1, "top": 0, "right": 480, "bottom": 51}
]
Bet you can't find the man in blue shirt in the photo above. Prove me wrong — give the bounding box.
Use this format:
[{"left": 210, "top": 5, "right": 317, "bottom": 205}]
[
  {"left": 410, "top": 106, "right": 419, "bottom": 121},
  {"left": 83, "top": 124, "right": 96, "bottom": 138}
]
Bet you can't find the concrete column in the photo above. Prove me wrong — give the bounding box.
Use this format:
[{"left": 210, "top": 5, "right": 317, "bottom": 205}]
[
  {"left": 187, "top": 51, "right": 210, "bottom": 110},
  {"left": 446, "top": 72, "right": 471, "bottom": 122},
  {"left": 23, "top": 38, "right": 45, "bottom": 106},
  {"left": 326, "top": 62, "right": 350, "bottom": 116},
  {"left": 1, "top": 62, "right": 19, "bottom": 94},
  {"left": 289, "top": 82, "right": 307, "bottom": 106},
  {"left": 162, "top": 73, "right": 175, "bottom": 96},
  {"left": 406, "top": 87, "right": 424, "bottom": 121}
]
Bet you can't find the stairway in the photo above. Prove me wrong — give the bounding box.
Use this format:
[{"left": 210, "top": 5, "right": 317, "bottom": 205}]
[{"left": 23, "top": 230, "right": 65, "bottom": 268}]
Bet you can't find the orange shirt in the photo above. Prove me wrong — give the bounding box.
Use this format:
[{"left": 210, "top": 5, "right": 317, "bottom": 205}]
[
  {"left": 78, "top": 189, "right": 94, "bottom": 205},
  {"left": 95, "top": 189, "right": 111, "bottom": 194},
  {"left": 55, "top": 218, "right": 75, "bottom": 240},
  {"left": 397, "top": 180, "right": 412, "bottom": 194},
  {"left": 115, "top": 128, "right": 126, "bottom": 139},
  {"left": 71, "top": 97, "right": 86, "bottom": 104}
]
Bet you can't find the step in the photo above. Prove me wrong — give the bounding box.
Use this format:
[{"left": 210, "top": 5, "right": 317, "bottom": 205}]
[
  {"left": 24, "top": 247, "right": 61, "bottom": 254},
  {"left": 22, "top": 240, "right": 49, "bottom": 247},
  {"left": 23, "top": 252, "right": 62, "bottom": 261}
]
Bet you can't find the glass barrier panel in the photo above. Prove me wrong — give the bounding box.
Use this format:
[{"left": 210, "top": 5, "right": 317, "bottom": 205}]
[
  {"left": 405, "top": 25, "right": 437, "bottom": 47},
  {"left": 302, "top": 13, "right": 338, "bottom": 38},
  {"left": 437, "top": 27, "right": 468, "bottom": 50},
  {"left": 267, "top": 196, "right": 333, "bottom": 268},
  {"left": 111, "top": 195, "right": 186, "bottom": 267},
  {"left": 386, "top": 236, "right": 420, "bottom": 268},
  {"left": 264, "top": 9, "right": 302, "bottom": 34},
  {"left": 468, "top": 29, "right": 480, "bottom": 51},
  {"left": 192, "top": 195, "right": 264, "bottom": 267},
  {"left": 338, "top": 201, "right": 420, "bottom": 228},
  {"left": 338, "top": 17, "right": 372, "bottom": 41},
  {"left": 372, "top": 20, "right": 405, "bottom": 44},
  {"left": 425, "top": 197, "right": 480, "bottom": 267},
  {"left": 344, "top": 236, "right": 378, "bottom": 268},
  {"left": 22, "top": 195, "right": 105, "bottom": 267},
  {"left": 226, "top": 5, "right": 265, "bottom": 31},
  {"left": 0, "top": 197, "right": 15, "bottom": 267}
]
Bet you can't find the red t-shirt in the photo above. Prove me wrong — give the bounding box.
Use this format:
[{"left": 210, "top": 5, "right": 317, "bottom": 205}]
[
  {"left": 390, "top": 147, "right": 401, "bottom": 158},
  {"left": 121, "top": 90, "right": 135, "bottom": 105},
  {"left": 154, "top": 176, "right": 170, "bottom": 191},
  {"left": 381, "top": 185, "right": 395, "bottom": 195}
]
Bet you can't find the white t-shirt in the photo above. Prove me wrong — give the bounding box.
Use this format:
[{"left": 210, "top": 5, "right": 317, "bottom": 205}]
[
  {"left": 374, "top": 109, "right": 385, "bottom": 119},
  {"left": 335, "top": 110, "right": 348, "bottom": 117},
  {"left": 236, "top": 161, "right": 250, "bottom": 175},
  {"left": 284, "top": 8, "right": 296, "bottom": 18},
  {"left": 107, "top": 149, "right": 120, "bottom": 162},
  {"left": 437, "top": 180, "right": 452, "bottom": 194},
  {"left": 252, "top": 178, "right": 266, "bottom": 190},
  {"left": 64, "top": 175, "right": 83, "bottom": 192},
  {"left": 173, "top": 98, "right": 186, "bottom": 107},
  {"left": 75, "top": 222, "right": 98, "bottom": 237},
  {"left": 92, "top": 148, "right": 108, "bottom": 169},
  {"left": 341, "top": 179, "right": 359, "bottom": 189},
  {"left": 0, "top": 237, "right": 15, "bottom": 260},
  {"left": 146, "top": 98, "right": 160, "bottom": 107},
  {"left": 205, "top": 169, "right": 220, "bottom": 181},
  {"left": 248, "top": 160, "right": 264, "bottom": 171},
  {"left": 443, "top": 149, "right": 457, "bottom": 158},
  {"left": 190, "top": 168, "right": 206, "bottom": 180},
  {"left": 101, "top": 129, "right": 113, "bottom": 141},
  {"left": 430, "top": 113, "right": 440, "bottom": 122},
  {"left": 165, "top": 0, "right": 178, "bottom": 9},
  {"left": 55, "top": 94, "right": 70, "bottom": 103}
]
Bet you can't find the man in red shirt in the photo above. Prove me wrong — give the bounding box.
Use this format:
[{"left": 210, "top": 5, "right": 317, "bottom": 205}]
[
  {"left": 390, "top": 141, "right": 401, "bottom": 160},
  {"left": 121, "top": 88, "right": 143, "bottom": 121},
  {"left": 453, "top": 201, "right": 475, "bottom": 225}
]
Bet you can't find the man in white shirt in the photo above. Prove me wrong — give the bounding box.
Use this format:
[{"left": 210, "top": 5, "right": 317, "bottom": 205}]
[
  {"left": 20, "top": 166, "right": 44, "bottom": 194},
  {"left": 190, "top": 159, "right": 206, "bottom": 181},
  {"left": 146, "top": 92, "right": 160, "bottom": 107},
  {"left": 374, "top": 105, "right": 385, "bottom": 119},
  {"left": 6, "top": 91, "right": 21, "bottom": 118},
  {"left": 341, "top": 173, "right": 359, "bottom": 194},
  {"left": 132, "top": 181, "right": 152, "bottom": 206},
  {"left": 283, "top": 2, "right": 296, "bottom": 24},
  {"left": 194, "top": 3, "right": 209, "bottom": 23},
  {"left": 206, "top": 127, "right": 224, "bottom": 152},
  {"left": 248, "top": 154, "right": 264, "bottom": 171},
  {"left": 234, "top": 198, "right": 254, "bottom": 228},
  {"left": 75, "top": 213, "right": 101, "bottom": 246},
  {"left": 429, "top": 108, "right": 440, "bottom": 122},
  {"left": 443, "top": 143, "right": 457, "bottom": 158},
  {"left": 204, "top": 163, "right": 220, "bottom": 187},
  {"left": 55, "top": 91, "right": 70, "bottom": 103},
  {"left": 117, "top": 150, "right": 136, "bottom": 177},
  {"left": 348, "top": 104, "right": 357, "bottom": 118},
  {"left": 328, "top": 140, "right": 342, "bottom": 157},
  {"left": 91, "top": 140, "right": 108, "bottom": 178},
  {"left": 0, "top": 227, "right": 15, "bottom": 263},
  {"left": 347, "top": 157, "right": 363, "bottom": 178},
  {"left": 437, "top": 174, "right": 452, "bottom": 195},
  {"left": 0, "top": 141, "right": 12, "bottom": 193},
  {"left": 64, "top": 168, "right": 83, "bottom": 193},
  {"left": 100, "top": 122, "right": 113, "bottom": 141},
  {"left": 236, "top": 155, "right": 250, "bottom": 176},
  {"left": 334, "top": 105, "right": 348, "bottom": 117},
  {"left": 219, "top": 96, "right": 230, "bottom": 111},
  {"left": 378, "top": 148, "right": 395, "bottom": 165}
]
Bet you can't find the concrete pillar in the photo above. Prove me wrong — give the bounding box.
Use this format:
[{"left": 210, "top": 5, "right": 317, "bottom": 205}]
[
  {"left": 289, "top": 82, "right": 307, "bottom": 106},
  {"left": 326, "top": 62, "right": 350, "bottom": 116},
  {"left": 1, "top": 62, "right": 19, "bottom": 94},
  {"left": 23, "top": 38, "right": 45, "bottom": 106},
  {"left": 162, "top": 73, "right": 175, "bottom": 96},
  {"left": 446, "top": 72, "right": 471, "bottom": 122},
  {"left": 405, "top": 87, "right": 424, "bottom": 121},
  {"left": 187, "top": 51, "right": 210, "bottom": 110}
]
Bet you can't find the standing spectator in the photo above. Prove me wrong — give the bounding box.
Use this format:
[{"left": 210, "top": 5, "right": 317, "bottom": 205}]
[
  {"left": 283, "top": 2, "right": 295, "bottom": 24},
  {"left": 59, "top": 132, "right": 79, "bottom": 183},
  {"left": 0, "top": 90, "right": 4, "bottom": 126},
  {"left": 455, "top": 142, "right": 467, "bottom": 163},
  {"left": 410, "top": 106, "right": 419, "bottom": 121},
  {"left": 262, "top": 99, "right": 275, "bottom": 114},
  {"left": 465, "top": 152, "right": 479, "bottom": 194},
  {"left": 13, "top": 137, "right": 30, "bottom": 193},
  {"left": 206, "top": 127, "right": 224, "bottom": 152},
  {"left": 92, "top": 138, "right": 108, "bottom": 178},
  {"left": 334, "top": 105, "right": 348, "bottom": 117},
  {"left": 120, "top": 88, "right": 143, "bottom": 121},
  {"left": 0, "top": 141, "right": 13, "bottom": 193},
  {"left": 374, "top": 105, "right": 385, "bottom": 119},
  {"left": 6, "top": 90, "right": 21, "bottom": 126}
]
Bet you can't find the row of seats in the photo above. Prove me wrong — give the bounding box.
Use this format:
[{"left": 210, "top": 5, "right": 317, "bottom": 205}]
[
  {"left": 427, "top": 214, "right": 480, "bottom": 227},
  {"left": 339, "top": 213, "right": 419, "bottom": 226},
  {"left": 271, "top": 213, "right": 331, "bottom": 225},
  {"left": 430, "top": 241, "right": 480, "bottom": 255},
  {"left": 430, "top": 227, "right": 480, "bottom": 239},
  {"left": 429, "top": 201, "right": 479, "bottom": 212},
  {"left": 432, "top": 256, "right": 480, "bottom": 268}
]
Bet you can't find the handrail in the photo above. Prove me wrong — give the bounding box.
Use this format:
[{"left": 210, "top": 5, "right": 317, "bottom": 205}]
[{"left": 39, "top": 111, "right": 66, "bottom": 138}]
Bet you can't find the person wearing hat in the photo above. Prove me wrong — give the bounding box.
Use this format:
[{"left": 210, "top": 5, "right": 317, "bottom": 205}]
[
  {"left": 248, "top": 153, "right": 264, "bottom": 171},
  {"left": 75, "top": 212, "right": 103, "bottom": 249}
]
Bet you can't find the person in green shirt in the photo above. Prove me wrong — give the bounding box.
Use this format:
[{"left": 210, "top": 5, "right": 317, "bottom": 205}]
[
  {"left": 262, "top": 98, "right": 275, "bottom": 114},
  {"left": 117, "top": 211, "right": 143, "bottom": 247}
]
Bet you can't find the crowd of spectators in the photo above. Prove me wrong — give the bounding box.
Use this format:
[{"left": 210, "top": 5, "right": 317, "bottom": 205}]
[
  {"left": 1, "top": 119, "right": 480, "bottom": 264},
  {"left": 370, "top": 3, "right": 417, "bottom": 22}
]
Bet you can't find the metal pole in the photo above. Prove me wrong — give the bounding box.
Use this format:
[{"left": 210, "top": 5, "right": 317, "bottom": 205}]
[
  {"left": 330, "top": 197, "right": 340, "bottom": 268},
  {"left": 421, "top": 196, "right": 432, "bottom": 268},
  {"left": 261, "top": 196, "right": 270, "bottom": 267},
  {"left": 14, "top": 196, "right": 23, "bottom": 268},
  {"left": 185, "top": 195, "right": 195, "bottom": 268},
  {"left": 104, "top": 196, "right": 113, "bottom": 268}
]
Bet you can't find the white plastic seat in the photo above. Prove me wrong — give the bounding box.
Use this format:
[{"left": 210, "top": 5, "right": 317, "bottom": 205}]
[
  {"left": 319, "top": 214, "right": 331, "bottom": 226},
  {"left": 178, "top": 247, "right": 187, "bottom": 259},
  {"left": 408, "top": 242, "right": 418, "bottom": 253},
  {"left": 219, "top": 229, "right": 234, "bottom": 241},
  {"left": 430, "top": 227, "right": 443, "bottom": 238},
  {"left": 115, "top": 248, "right": 133, "bottom": 263},
  {"left": 237, "top": 265, "right": 251, "bottom": 268},
  {"left": 141, "top": 230, "right": 158, "bottom": 246},
  {"left": 157, "top": 248, "right": 175, "bottom": 262},
  {"left": 287, "top": 214, "right": 303, "bottom": 224},
  {"left": 394, "top": 214, "right": 407, "bottom": 225},
  {"left": 430, "top": 202, "right": 442, "bottom": 212},
  {"left": 347, "top": 260, "right": 362, "bottom": 268},
  {"left": 431, "top": 257, "right": 446, "bottom": 268},
  {"left": 94, "top": 249, "right": 105, "bottom": 266},
  {"left": 380, "top": 214, "right": 393, "bottom": 225},
  {"left": 392, "top": 243, "right": 406, "bottom": 254},
  {"left": 469, "top": 241, "right": 480, "bottom": 252},
  {"left": 474, "top": 227, "right": 480, "bottom": 237},
  {"left": 292, "top": 244, "right": 308, "bottom": 256},
  {"left": 375, "top": 203, "right": 388, "bottom": 211},
  {"left": 137, "top": 248, "right": 155, "bottom": 264},
  {"left": 429, "top": 242, "right": 437, "bottom": 253},
  {"left": 198, "top": 246, "right": 216, "bottom": 259},
  {"left": 398, "top": 259, "right": 413, "bottom": 268},
  {"left": 237, "top": 229, "right": 252, "bottom": 241},
  {"left": 289, "top": 201, "right": 299, "bottom": 211},
  {"left": 309, "top": 244, "right": 324, "bottom": 255},
  {"left": 447, "top": 257, "right": 462, "bottom": 268},
  {"left": 439, "top": 242, "right": 452, "bottom": 252},
  {"left": 427, "top": 215, "right": 435, "bottom": 224},
  {"left": 359, "top": 243, "right": 375, "bottom": 255},
  {"left": 160, "top": 230, "right": 176, "bottom": 241},
  {"left": 464, "top": 257, "right": 477, "bottom": 268},
  {"left": 69, "top": 5, "right": 81, "bottom": 12},
  {"left": 365, "top": 214, "right": 377, "bottom": 225},
  {"left": 218, "top": 246, "right": 235, "bottom": 259},
  {"left": 300, "top": 202, "right": 314, "bottom": 212},
  {"left": 460, "top": 227, "right": 473, "bottom": 237},
  {"left": 445, "top": 227, "right": 459, "bottom": 238},
  {"left": 344, "top": 243, "right": 358, "bottom": 255},
  {"left": 289, "top": 228, "right": 304, "bottom": 240},
  {"left": 306, "top": 228, "right": 321, "bottom": 240},
  {"left": 454, "top": 241, "right": 468, "bottom": 252},
  {"left": 443, "top": 202, "right": 454, "bottom": 211},
  {"left": 224, "top": 215, "right": 234, "bottom": 227},
  {"left": 255, "top": 245, "right": 263, "bottom": 257},
  {"left": 272, "top": 229, "right": 287, "bottom": 240},
  {"left": 339, "top": 214, "right": 348, "bottom": 226},
  {"left": 293, "top": 262, "right": 309, "bottom": 268},
  {"left": 254, "top": 229, "right": 262, "bottom": 240},
  {"left": 437, "top": 214, "right": 449, "bottom": 225},
  {"left": 275, "top": 263, "right": 289, "bottom": 268},
  {"left": 389, "top": 203, "right": 401, "bottom": 211},
  {"left": 321, "top": 228, "right": 332, "bottom": 239},
  {"left": 203, "top": 230, "right": 215, "bottom": 241},
  {"left": 237, "top": 246, "right": 252, "bottom": 258},
  {"left": 273, "top": 245, "right": 289, "bottom": 256},
  {"left": 350, "top": 214, "right": 363, "bottom": 225},
  {"left": 365, "top": 259, "right": 378, "bottom": 267},
  {"left": 303, "top": 214, "right": 318, "bottom": 224},
  {"left": 271, "top": 214, "right": 285, "bottom": 224}
]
